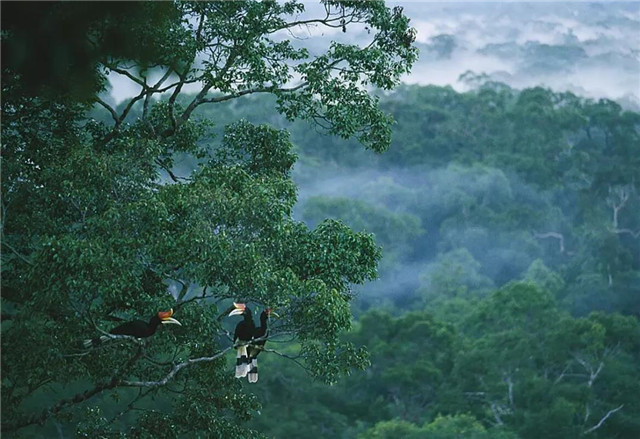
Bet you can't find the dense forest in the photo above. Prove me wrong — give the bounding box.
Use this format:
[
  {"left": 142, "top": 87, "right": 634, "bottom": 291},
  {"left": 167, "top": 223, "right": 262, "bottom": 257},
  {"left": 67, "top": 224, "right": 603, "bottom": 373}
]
[
  {"left": 205, "top": 83, "right": 640, "bottom": 438},
  {"left": 2, "top": 1, "right": 639, "bottom": 438}
]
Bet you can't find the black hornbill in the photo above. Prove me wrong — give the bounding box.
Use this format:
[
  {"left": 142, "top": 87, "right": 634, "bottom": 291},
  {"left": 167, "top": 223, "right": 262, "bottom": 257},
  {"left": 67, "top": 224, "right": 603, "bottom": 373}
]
[
  {"left": 228, "top": 302, "right": 255, "bottom": 378},
  {"left": 83, "top": 309, "right": 181, "bottom": 348},
  {"left": 247, "top": 307, "right": 276, "bottom": 383}
]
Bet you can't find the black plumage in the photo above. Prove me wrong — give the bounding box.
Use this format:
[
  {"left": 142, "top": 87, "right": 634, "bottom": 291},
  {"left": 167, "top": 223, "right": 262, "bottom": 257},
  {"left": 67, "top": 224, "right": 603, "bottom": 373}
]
[
  {"left": 247, "top": 308, "right": 271, "bottom": 383},
  {"left": 230, "top": 303, "right": 255, "bottom": 378},
  {"left": 83, "top": 309, "right": 181, "bottom": 348},
  {"left": 108, "top": 316, "right": 163, "bottom": 338}
]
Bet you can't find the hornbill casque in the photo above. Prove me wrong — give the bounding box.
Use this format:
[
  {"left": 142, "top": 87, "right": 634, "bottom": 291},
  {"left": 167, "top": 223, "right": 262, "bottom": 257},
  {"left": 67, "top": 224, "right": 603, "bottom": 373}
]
[
  {"left": 228, "top": 303, "right": 277, "bottom": 382},
  {"left": 83, "top": 309, "right": 181, "bottom": 348}
]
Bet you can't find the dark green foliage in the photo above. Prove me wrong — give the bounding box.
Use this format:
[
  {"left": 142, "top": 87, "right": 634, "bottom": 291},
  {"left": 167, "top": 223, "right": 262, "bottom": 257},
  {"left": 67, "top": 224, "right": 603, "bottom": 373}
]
[
  {"left": 248, "top": 284, "right": 639, "bottom": 438},
  {"left": 1, "top": 1, "right": 417, "bottom": 437},
  {"left": 2, "top": 1, "right": 639, "bottom": 437},
  {"left": 224, "top": 78, "right": 638, "bottom": 439}
]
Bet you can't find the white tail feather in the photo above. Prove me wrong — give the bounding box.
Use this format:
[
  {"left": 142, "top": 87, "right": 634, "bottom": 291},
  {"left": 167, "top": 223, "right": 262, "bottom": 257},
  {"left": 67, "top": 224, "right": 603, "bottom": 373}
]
[
  {"left": 235, "top": 345, "right": 250, "bottom": 378},
  {"left": 83, "top": 335, "right": 110, "bottom": 348},
  {"left": 247, "top": 357, "right": 258, "bottom": 383}
]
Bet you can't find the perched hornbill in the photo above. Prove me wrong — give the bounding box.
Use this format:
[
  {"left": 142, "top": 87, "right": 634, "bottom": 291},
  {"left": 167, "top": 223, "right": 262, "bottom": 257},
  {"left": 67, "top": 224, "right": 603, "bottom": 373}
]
[
  {"left": 247, "top": 307, "right": 276, "bottom": 383},
  {"left": 228, "top": 302, "right": 255, "bottom": 378},
  {"left": 83, "top": 309, "right": 181, "bottom": 348}
]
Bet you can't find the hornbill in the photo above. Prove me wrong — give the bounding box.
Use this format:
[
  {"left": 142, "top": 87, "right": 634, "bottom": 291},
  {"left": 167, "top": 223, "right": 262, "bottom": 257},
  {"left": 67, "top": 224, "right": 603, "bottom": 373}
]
[
  {"left": 246, "top": 307, "right": 276, "bottom": 383},
  {"left": 83, "top": 309, "right": 181, "bottom": 348},
  {"left": 228, "top": 302, "right": 255, "bottom": 378}
]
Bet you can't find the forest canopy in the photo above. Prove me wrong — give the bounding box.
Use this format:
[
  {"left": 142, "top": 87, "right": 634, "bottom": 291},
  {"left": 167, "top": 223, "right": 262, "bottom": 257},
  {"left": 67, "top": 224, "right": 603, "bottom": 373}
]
[
  {"left": 199, "top": 80, "right": 640, "bottom": 439},
  {"left": 2, "top": 1, "right": 639, "bottom": 439}
]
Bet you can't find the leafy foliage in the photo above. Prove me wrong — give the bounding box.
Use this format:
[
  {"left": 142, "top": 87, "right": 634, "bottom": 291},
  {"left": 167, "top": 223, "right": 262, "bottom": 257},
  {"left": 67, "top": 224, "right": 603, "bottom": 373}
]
[
  {"left": 1, "top": 1, "right": 416, "bottom": 437},
  {"left": 2, "top": 1, "right": 639, "bottom": 438}
]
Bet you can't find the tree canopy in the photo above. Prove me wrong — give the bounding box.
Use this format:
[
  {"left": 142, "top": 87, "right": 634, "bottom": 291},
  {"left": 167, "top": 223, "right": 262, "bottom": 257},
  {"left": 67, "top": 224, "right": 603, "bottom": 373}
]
[{"left": 1, "top": 1, "right": 416, "bottom": 437}]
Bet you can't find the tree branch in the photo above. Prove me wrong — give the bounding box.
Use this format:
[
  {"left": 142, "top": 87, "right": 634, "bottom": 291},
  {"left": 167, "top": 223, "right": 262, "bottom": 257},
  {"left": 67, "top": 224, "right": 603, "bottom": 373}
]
[
  {"left": 122, "top": 346, "right": 233, "bottom": 388},
  {"left": 3, "top": 378, "right": 120, "bottom": 433},
  {"left": 4, "top": 345, "right": 233, "bottom": 433},
  {"left": 95, "top": 97, "right": 119, "bottom": 124},
  {"left": 107, "top": 65, "right": 147, "bottom": 88},
  {"left": 176, "top": 45, "right": 242, "bottom": 127},
  {"left": 534, "top": 231, "right": 565, "bottom": 253},
  {"left": 143, "top": 68, "right": 173, "bottom": 119},
  {"left": 200, "top": 82, "right": 308, "bottom": 105},
  {"left": 583, "top": 405, "right": 624, "bottom": 435},
  {"left": 612, "top": 228, "right": 640, "bottom": 239},
  {"left": 154, "top": 158, "right": 183, "bottom": 183},
  {"left": 489, "top": 401, "right": 504, "bottom": 426},
  {"left": 261, "top": 346, "right": 311, "bottom": 373},
  {"left": 108, "top": 387, "right": 156, "bottom": 425},
  {"left": 1, "top": 240, "right": 34, "bottom": 266}
]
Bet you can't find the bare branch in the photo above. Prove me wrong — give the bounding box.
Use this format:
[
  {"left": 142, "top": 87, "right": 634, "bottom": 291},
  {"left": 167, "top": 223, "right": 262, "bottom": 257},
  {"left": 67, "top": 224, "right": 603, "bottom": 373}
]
[
  {"left": 534, "top": 231, "right": 565, "bottom": 253},
  {"left": 506, "top": 374, "right": 514, "bottom": 407},
  {"left": 607, "top": 185, "right": 630, "bottom": 229},
  {"left": 553, "top": 362, "right": 572, "bottom": 385},
  {"left": 107, "top": 65, "right": 147, "bottom": 88},
  {"left": 583, "top": 405, "right": 624, "bottom": 435},
  {"left": 1, "top": 240, "right": 34, "bottom": 266},
  {"left": 122, "top": 346, "right": 233, "bottom": 388},
  {"left": 571, "top": 354, "right": 605, "bottom": 387},
  {"left": 152, "top": 67, "right": 174, "bottom": 91},
  {"left": 177, "top": 45, "right": 242, "bottom": 127},
  {"left": 589, "top": 361, "right": 604, "bottom": 387},
  {"left": 155, "top": 77, "right": 201, "bottom": 94},
  {"left": 143, "top": 68, "right": 173, "bottom": 119},
  {"left": 95, "top": 97, "right": 119, "bottom": 124},
  {"left": 489, "top": 401, "right": 504, "bottom": 426},
  {"left": 175, "top": 287, "right": 216, "bottom": 310},
  {"left": 200, "top": 82, "right": 308, "bottom": 105},
  {"left": 612, "top": 228, "right": 640, "bottom": 239},
  {"left": 262, "top": 347, "right": 311, "bottom": 373},
  {"left": 154, "top": 158, "right": 184, "bottom": 183}
]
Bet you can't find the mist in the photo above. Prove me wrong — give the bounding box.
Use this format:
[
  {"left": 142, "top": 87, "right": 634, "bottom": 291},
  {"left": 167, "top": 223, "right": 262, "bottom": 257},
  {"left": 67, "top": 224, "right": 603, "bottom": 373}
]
[
  {"left": 401, "top": 2, "right": 640, "bottom": 108},
  {"left": 293, "top": 161, "right": 567, "bottom": 311}
]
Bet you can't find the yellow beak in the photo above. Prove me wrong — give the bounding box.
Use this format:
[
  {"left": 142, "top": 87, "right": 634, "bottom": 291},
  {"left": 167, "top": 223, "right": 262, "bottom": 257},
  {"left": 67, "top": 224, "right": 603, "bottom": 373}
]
[{"left": 229, "top": 302, "right": 246, "bottom": 316}]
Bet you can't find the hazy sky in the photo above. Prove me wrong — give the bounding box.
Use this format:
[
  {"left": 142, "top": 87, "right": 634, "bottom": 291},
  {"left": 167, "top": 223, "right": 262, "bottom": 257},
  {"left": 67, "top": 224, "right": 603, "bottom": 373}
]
[{"left": 397, "top": 1, "right": 640, "bottom": 107}]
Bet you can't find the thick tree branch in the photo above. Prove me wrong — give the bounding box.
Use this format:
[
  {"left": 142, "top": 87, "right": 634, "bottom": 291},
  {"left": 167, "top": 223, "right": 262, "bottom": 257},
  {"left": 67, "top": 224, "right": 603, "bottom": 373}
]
[
  {"left": 95, "top": 97, "right": 119, "bottom": 124},
  {"left": 108, "top": 65, "right": 147, "bottom": 88},
  {"left": 143, "top": 68, "right": 173, "bottom": 119}
]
